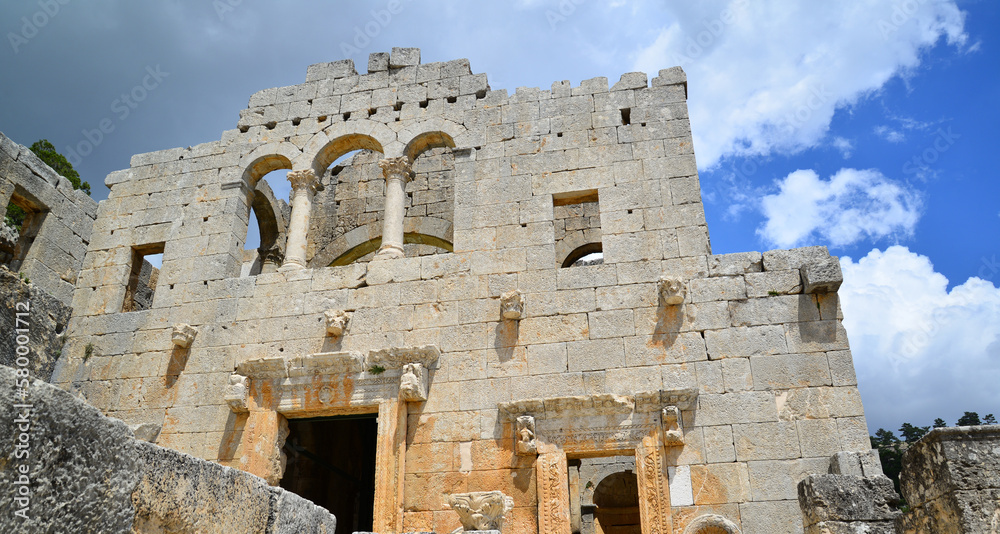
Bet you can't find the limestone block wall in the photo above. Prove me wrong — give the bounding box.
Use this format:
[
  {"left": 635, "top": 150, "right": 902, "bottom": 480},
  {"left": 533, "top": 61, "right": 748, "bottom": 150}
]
[
  {"left": 52, "top": 48, "right": 872, "bottom": 534},
  {"left": 0, "top": 131, "right": 98, "bottom": 305},
  {"left": 0, "top": 266, "right": 71, "bottom": 380}
]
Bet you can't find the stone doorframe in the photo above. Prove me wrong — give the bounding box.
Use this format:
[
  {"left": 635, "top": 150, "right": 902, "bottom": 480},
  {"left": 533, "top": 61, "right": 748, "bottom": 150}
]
[
  {"left": 225, "top": 345, "right": 440, "bottom": 534},
  {"left": 498, "top": 389, "right": 697, "bottom": 534}
]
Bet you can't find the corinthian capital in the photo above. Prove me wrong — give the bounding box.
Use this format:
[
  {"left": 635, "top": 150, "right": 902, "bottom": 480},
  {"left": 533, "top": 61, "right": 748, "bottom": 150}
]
[
  {"left": 286, "top": 169, "right": 318, "bottom": 195},
  {"left": 378, "top": 156, "right": 413, "bottom": 183}
]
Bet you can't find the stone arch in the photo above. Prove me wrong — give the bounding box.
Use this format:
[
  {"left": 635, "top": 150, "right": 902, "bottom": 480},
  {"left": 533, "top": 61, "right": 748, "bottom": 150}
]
[
  {"left": 592, "top": 471, "right": 641, "bottom": 534},
  {"left": 682, "top": 514, "right": 742, "bottom": 534},
  {"left": 243, "top": 179, "right": 287, "bottom": 276},
  {"left": 301, "top": 121, "right": 397, "bottom": 174},
  {"left": 311, "top": 217, "right": 453, "bottom": 268},
  {"left": 558, "top": 234, "right": 603, "bottom": 268},
  {"left": 562, "top": 242, "right": 603, "bottom": 268},
  {"left": 398, "top": 119, "right": 466, "bottom": 161},
  {"left": 238, "top": 142, "right": 299, "bottom": 189}
]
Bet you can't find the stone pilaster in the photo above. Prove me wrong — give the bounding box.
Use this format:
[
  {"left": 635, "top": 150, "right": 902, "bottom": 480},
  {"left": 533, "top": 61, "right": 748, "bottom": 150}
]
[
  {"left": 635, "top": 434, "right": 672, "bottom": 534},
  {"left": 374, "top": 156, "right": 413, "bottom": 260},
  {"left": 281, "top": 169, "right": 319, "bottom": 270},
  {"left": 372, "top": 398, "right": 407, "bottom": 533},
  {"left": 536, "top": 447, "right": 572, "bottom": 534}
]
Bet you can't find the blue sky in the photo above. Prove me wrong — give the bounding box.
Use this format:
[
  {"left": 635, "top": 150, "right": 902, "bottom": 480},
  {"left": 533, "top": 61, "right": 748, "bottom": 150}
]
[{"left": 1, "top": 1, "right": 997, "bottom": 434}]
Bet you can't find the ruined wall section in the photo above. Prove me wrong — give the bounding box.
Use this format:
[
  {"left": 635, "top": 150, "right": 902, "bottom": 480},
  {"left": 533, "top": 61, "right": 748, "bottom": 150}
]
[
  {"left": 0, "top": 365, "right": 337, "bottom": 533},
  {"left": 54, "top": 49, "right": 871, "bottom": 534},
  {"left": 0, "top": 132, "right": 97, "bottom": 305}
]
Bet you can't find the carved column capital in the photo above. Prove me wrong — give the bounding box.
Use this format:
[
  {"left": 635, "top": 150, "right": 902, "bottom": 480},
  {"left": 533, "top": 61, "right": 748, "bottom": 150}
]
[
  {"left": 286, "top": 169, "right": 319, "bottom": 197},
  {"left": 378, "top": 156, "right": 413, "bottom": 184}
]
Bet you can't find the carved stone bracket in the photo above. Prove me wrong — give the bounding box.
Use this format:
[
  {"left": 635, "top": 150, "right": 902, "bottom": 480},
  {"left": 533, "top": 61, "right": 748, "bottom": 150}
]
[
  {"left": 659, "top": 275, "right": 686, "bottom": 305},
  {"left": 500, "top": 289, "right": 524, "bottom": 320},
  {"left": 398, "top": 362, "right": 428, "bottom": 402},
  {"left": 171, "top": 323, "right": 198, "bottom": 348},
  {"left": 226, "top": 373, "right": 249, "bottom": 413},
  {"left": 662, "top": 405, "right": 683, "bottom": 446},
  {"left": 516, "top": 415, "right": 537, "bottom": 456},
  {"left": 367, "top": 344, "right": 441, "bottom": 370},
  {"left": 447, "top": 490, "right": 514, "bottom": 532},
  {"left": 324, "top": 309, "right": 352, "bottom": 336}
]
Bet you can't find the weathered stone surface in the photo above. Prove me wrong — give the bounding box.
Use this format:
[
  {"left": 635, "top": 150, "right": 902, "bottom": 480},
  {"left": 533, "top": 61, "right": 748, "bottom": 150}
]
[
  {"left": 897, "top": 425, "right": 1000, "bottom": 534},
  {"left": 0, "top": 266, "right": 70, "bottom": 381},
  {"left": 801, "top": 257, "right": 844, "bottom": 294},
  {"left": 798, "top": 474, "right": 901, "bottom": 528},
  {"left": 0, "top": 365, "right": 337, "bottom": 533}
]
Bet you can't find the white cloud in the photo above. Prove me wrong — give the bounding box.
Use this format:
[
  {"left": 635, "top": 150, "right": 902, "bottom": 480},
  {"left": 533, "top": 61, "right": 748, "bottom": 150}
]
[
  {"left": 757, "top": 168, "right": 921, "bottom": 248},
  {"left": 840, "top": 246, "right": 1000, "bottom": 431},
  {"left": 874, "top": 125, "right": 906, "bottom": 143},
  {"left": 832, "top": 136, "right": 854, "bottom": 158},
  {"left": 630, "top": 0, "right": 968, "bottom": 169}
]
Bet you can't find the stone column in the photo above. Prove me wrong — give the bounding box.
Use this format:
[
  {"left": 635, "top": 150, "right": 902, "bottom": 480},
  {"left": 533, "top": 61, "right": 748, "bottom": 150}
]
[
  {"left": 281, "top": 169, "right": 319, "bottom": 270},
  {"left": 374, "top": 157, "right": 413, "bottom": 260},
  {"left": 536, "top": 446, "right": 572, "bottom": 534},
  {"left": 372, "top": 398, "right": 407, "bottom": 533},
  {"left": 634, "top": 434, "right": 673, "bottom": 534}
]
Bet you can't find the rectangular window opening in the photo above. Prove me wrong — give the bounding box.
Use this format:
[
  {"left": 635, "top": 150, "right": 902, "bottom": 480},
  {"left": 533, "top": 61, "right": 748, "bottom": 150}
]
[
  {"left": 620, "top": 108, "right": 631, "bottom": 125},
  {"left": 122, "top": 243, "right": 164, "bottom": 312},
  {"left": 2, "top": 190, "right": 48, "bottom": 272},
  {"left": 553, "top": 189, "right": 603, "bottom": 268},
  {"left": 281, "top": 414, "right": 378, "bottom": 534}
]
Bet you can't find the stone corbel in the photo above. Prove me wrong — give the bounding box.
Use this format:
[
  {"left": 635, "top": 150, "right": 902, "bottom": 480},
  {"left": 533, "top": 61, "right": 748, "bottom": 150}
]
[
  {"left": 659, "top": 275, "right": 686, "bottom": 305},
  {"left": 398, "top": 362, "right": 428, "bottom": 402},
  {"left": 801, "top": 257, "right": 843, "bottom": 294},
  {"left": 662, "top": 405, "right": 683, "bottom": 446},
  {"left": 447, "top": 490, "right": 514, "bottom": 532},
  {"left": 324, "top": 309, "right": 352, "bottom": 336},
  {"left": 515, "top": 414, "right": 537, "bottom": 456},
  {"left": 500, "top": 289, "right": 524, "bottom": 320},
  {"left": 226, "top": 373, "right": 249, "bottom": 413},
  {"left": 171, "top": 323, "right": 198, "bottom": 348}
]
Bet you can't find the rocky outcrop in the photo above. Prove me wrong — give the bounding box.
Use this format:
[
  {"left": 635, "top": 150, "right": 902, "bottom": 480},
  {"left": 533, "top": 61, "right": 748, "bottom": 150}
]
[
  {"left": 0, "top": 265, "right": 70, "bottom": 381},
  {"left": 0, "top": 365, "right": 336, "bottom": 533}
]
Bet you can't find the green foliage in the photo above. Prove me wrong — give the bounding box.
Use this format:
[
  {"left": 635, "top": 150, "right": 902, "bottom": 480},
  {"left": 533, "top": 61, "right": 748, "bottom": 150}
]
[
  {"left": 871, "top": 428, "right": 903, "bottom": 494},
  {"left": 767, "top": 290, "right": 780, "bottom": 296},
  {"left": 957, "top": 411, "right": 982, "bottom": 426},
  {"left": 368, "top": 365, "right": 385, "bottom": 375},
  {"left": 985, "top": 414, "right": 998, "bottom": 425},
  {"left": 5, "top": 203, "right": 26, "bottom": 230},
  {"left": 899, "top": 422, "right": 930, "bottom": 443},
  {"left": 29, "top": 139, "right": 90, "bottom": 196},
  {"left": 933, "top": 418, "right": 947, "bottom": 428},
  {"left": 83, "top": 343, "right": 94, "bottom": 360}
]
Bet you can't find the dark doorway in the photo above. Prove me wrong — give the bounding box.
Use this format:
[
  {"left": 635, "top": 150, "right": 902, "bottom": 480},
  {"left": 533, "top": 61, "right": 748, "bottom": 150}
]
[{"left": 280, "top": 414, "right": 378, "bottom": 534}]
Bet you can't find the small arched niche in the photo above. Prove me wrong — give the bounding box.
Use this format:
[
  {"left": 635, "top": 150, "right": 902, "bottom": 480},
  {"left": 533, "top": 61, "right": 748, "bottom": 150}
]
[{"left": 682, "top": 514, "right": 742, "bottom": 534}]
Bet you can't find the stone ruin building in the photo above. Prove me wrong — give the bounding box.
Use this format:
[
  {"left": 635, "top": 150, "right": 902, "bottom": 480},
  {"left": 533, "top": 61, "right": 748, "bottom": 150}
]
[{"left": 2, "top": 48, "right": 999, "bottom": 534}]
